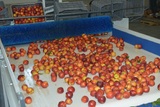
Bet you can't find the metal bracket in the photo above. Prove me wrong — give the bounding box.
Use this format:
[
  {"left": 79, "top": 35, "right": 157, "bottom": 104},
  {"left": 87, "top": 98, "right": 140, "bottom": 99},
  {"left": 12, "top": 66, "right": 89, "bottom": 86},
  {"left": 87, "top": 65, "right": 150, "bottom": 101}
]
[{"left": 17, "top": 92, "right": 25, "bottom": 107}]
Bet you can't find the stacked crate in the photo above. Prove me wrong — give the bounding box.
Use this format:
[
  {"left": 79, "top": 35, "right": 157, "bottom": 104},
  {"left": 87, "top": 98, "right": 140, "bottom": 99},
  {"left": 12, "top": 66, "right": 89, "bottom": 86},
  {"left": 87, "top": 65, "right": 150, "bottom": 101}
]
[
  {"left": 0, "top": 1, "right": 10, "bottom": 26},
  {"left": 54, "top": 1, "right": 88, "bottom": 21},
  {"left": 90, "top": 0, "right": 124, "bottom": 21},
  {"left": 123, "top": 0, "right": 145, "bottom": 18},
  {"left": 11, "top": 2, "right": 46, "bottom": 24}
]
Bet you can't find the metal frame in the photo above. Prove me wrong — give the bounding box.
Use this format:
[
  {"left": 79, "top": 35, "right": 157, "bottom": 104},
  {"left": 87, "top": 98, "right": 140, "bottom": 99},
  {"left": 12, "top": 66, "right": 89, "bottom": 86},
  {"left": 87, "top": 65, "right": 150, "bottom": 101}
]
[{"left": 0, "top": 39, "right": 25, "bottom": 107}]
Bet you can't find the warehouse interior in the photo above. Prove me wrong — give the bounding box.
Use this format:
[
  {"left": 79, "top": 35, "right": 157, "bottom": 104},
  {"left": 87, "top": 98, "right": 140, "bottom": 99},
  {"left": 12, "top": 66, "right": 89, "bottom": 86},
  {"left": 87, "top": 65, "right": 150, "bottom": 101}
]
[{"left": 0, "top": 0, "right": 160, "bottom": 107}]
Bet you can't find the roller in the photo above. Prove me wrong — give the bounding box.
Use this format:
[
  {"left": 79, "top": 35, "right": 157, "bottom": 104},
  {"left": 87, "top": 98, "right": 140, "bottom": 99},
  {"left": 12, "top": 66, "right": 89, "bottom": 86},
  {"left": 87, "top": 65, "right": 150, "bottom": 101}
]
[{"left": 0, "top": 16, "right": 112, "bottom": 46}]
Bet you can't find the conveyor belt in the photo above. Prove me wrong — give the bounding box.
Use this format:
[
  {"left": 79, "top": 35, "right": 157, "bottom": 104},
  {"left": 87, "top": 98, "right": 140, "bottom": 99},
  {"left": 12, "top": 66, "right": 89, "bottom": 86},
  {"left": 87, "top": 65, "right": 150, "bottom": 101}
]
[{"left": 3, "top": 35, "right": 160, "bottom": 107}]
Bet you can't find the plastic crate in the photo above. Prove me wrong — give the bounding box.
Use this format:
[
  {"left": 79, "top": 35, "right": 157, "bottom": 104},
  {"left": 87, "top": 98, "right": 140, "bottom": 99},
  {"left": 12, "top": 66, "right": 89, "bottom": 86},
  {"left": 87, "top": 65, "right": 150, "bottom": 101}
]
[
  {"left": 112, "top": 2, "right": 124, "bottom": 20},
  {"left": 11, "top": 2, "right": 45, "bottom": 24},
  {"left": 90, "top": 0, "right": 124, "bottom": 21},
  {"left": 123, "top": 0, "right": 145, "bottom": 17},
  {"left": 54, "top": 1, "right": 88, "bottom": 21},
  {"left": 0, "top": 1, "right": 11, "bottom": 26},
  {"left": 90, "top": 0, "right": 112, "bottom": 17}
]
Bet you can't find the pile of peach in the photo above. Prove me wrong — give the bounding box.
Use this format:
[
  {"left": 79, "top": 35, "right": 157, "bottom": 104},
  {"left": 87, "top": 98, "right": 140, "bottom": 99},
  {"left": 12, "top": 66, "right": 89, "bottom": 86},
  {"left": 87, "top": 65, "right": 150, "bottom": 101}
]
[
  {"left": 6, "top": 34, "right": 160, "bottom": 107},
  {"left": 12, "top": 3, "right": 45, "bottom": 24},
  {"left": 0, "top": 6, "right": 3, "bottom": 11}
]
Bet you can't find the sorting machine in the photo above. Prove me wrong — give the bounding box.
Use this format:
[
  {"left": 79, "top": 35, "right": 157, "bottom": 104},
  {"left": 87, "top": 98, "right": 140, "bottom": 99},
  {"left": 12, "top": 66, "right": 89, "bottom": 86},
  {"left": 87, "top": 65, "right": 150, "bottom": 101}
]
[{"left": 0, "top": 16, "right": 160, "bottom": 107}]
